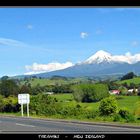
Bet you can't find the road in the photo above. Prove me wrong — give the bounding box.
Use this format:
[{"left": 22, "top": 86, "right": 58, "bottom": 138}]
[{"left": 0, "top": 116, "right": 140, "bottom": 133}]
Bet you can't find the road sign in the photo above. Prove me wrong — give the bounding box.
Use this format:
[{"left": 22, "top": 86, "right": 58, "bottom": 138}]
[
  {"left": 18, "top": 94, "right": 30, "bottom": 117},
  {"left": 18, "top": 94, "right": 30, "bottom": 104}
]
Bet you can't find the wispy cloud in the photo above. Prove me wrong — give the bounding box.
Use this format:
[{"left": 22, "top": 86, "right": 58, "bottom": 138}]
[
  {"left": 131, "top": 41, "right": 139, "bottom": 47},
  {"left": 24, "top": 61, "right": 74, "bottom": 75},
  {"left": 27, "top": 24, "right": 33, "bottom": 30},
  {"left": 0, "top": 37, "right": 26, "bottom": 47},
  {"left": 80, "top": 32, "right": 88, "bottom": 39}
]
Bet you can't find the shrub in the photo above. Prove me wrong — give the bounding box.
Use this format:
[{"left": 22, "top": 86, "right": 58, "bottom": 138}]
[
  {"left": 30, "top": 94, "right": 60, "bottom": 116},
  {"left": 2, "top": 96, "right": 20, "bottom": 112},
  {"left": 113, "top": 114, "right": 122, "bottom": 122},
  {"left": 118, "top": 86, "right": 128, "bottom": 95},
  {"left": 84, "top": 110, "right": 99, "bottom": 119},
  {"left": 72, "top": 84, "right": 109, "bottom": 102},
  {"left": 119, "top": 108, "right": 136, "bottom": 122},
  {"left": 119, "top": 108, "right": 130, "bottom": 119},
  {"left": 99, "top": 96, "right": 118, "bottom": 116},
  {"left": 58, "top": 104, "right": 85, "bottom": 118},
  {"left": 125, "top": 113, "right": 136, "bottom": 123}
]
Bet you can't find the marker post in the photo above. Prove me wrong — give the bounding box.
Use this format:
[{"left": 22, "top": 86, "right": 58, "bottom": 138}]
[
  {"left": 27, "top": 103, "right": 29, "bottom": 117},
  {"left": 21, "top": 103, "right": 24, "bottom": 117}
]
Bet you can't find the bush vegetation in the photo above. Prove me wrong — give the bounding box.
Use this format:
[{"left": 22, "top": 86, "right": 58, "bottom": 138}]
[
  {"left": 72, "top": 84, "right": 109, "bottom": 102},
  {"left": 99, "top": 96, "right": 118, "bottom": 116}
]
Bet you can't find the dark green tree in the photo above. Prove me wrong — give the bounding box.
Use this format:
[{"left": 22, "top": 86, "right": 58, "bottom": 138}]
[
  {"left": 121, "top": 72, "right": 136, "bottom": 81},
  {"left": 0, "top": 79, "right": 19, "bottom": 97}
]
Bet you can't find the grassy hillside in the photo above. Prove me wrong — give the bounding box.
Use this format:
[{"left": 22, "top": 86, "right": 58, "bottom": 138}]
[
  {"left": 78, "top": 96, "right": 140, "bottom": 113},
  {"left": 51, "top": 94, "right": 74, "bottom": 102},
  {"left": 20, "top": 77, "right": 93, "bottom": 87},
  {"left": 116, "top": 96, "right": 140, "bottom": 113},
  {"left": 21, "top": 78, "right": 69, "bottom": 86},
  {"left": 117, "top": 77, "right": 140, "bottom": 86},
  {"left": 50, "top": 94, "right": 140, "bottom": 113}
]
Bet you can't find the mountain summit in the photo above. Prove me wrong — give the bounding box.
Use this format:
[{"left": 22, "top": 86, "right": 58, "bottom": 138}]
[
  {"left": 84, "top": 50, "right": 113, "bottom": 64},
  {"left": 20, "top": 50, "right": 140, "bottom": 78}
]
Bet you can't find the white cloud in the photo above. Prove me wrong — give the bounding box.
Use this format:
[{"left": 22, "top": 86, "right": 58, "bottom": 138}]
[
  {"left": 24, "top": 61, "right": 74, "bottom": 75},
  {"left": 80, "top": 32, "right": 88, "bottom": 39},
  {"left": 112, "top": 52, "right": 140, "bottom": 64},
  {"left": 0, "top": 37, "right": 26, "bottom": 47},
  {"left": 27, "top": 24, "right": 33, "bottom": 30}
]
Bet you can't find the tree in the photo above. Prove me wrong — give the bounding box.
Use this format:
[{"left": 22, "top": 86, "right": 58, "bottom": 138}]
[
  {"left": 19, "top": 84, "right": 31, "bottom": 94},
  {"left": 2, "top": 95, "right": 20, "bottom": 112},
  {"left": 121, "top": 72, "right": 136, "bottom": 81},
  {"left": 118, "top": 86, "right": 128, "bottom": 95},
  {"left": 52, "top": 84, "right": 72, "bottom": 93},
  {"left": 107, "top": 82, "right": 120, "bottom": 90},
  {"left": 99, "top": 96, "right": 118, "bottom": 115},
  {"left": 0, "top": 79, "right": 19, "bottom": 97},
  {"left": 122, "top": 82, "right": 129, "bottom": 89},
  {"left": 0, "top": 95, "right": 4, "bottom": 112},
  {"left": 72, "top": 84, "right": 109, "bottom": 102},
  {"left": 129, "top": 83, "right": 136, "bottom": 89}
]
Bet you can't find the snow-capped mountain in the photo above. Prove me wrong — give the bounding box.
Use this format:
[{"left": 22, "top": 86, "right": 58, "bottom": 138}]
[
  {"left": 84, "top": 50, "right": 113, "bottom": 64},
  {"left": 18, "top": 50, "right": 140, "bottom": 78},
  {"left": 84, "top": 50, "right": 140, "bottom": 64}
]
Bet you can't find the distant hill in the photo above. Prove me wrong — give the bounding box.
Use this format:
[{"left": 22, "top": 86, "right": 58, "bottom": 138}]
[
  {"left": 20, "top": 77, "right": 93, "bottom": 87},
  {"left": 117, "top": 77, "right": 140, "bottom": 86}
]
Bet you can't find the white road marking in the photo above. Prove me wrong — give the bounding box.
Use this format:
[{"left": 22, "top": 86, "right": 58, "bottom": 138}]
[{"left": 15, "top": 123, "right": 35, "bottom": 128}]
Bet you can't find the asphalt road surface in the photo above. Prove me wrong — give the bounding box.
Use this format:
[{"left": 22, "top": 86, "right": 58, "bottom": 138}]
[{"left": 0, "top": 116, "right": 140, "bottom": 133}]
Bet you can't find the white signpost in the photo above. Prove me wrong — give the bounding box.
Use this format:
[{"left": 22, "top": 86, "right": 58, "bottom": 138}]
[{"left": 18, "top": 94, "right": 30, "bottom": 117}]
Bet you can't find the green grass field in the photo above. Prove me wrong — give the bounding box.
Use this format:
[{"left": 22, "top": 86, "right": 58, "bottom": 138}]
[
  {"left": 51, "top": 94, "right": 74, "bottom": 102},
  {"left": 21, "top": 78, "right": 90, "bottom": 87},
  {"left": 80, "top": 96, "right": 140, "bottom": 113},
  {"left": 117, "top": 77, "right": 140, "bottom": 86},
  {"left": 21, "top": 79, "right": 69, "bottom": 86},
  {"left": 50, "top": 94, "right": 140, "bottom": 113},
  {"left": 116, "top": 96, "right": 140, "bottom": 113}
]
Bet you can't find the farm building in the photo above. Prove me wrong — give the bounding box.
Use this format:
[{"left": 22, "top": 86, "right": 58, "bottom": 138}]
[{"left": 109, "top": 90, "right": 120, "bottom": 95}]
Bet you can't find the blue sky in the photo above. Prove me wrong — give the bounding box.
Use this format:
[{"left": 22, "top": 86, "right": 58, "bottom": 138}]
[{"left": 0, "top": 8, "right": 140, "bottom": 76}]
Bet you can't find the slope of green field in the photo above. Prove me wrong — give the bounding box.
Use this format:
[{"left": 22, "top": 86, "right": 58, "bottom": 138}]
[
  {"left": 50, "top": 94, "right": 74, "bottom": 102},
  {"left": 50, "top": 94, "right": 140, "bottom": 113},
  {"left": 81, "top": 96, "right": 139, "bottom": 113},
  {"left": 20, "top": 78, "right": 91, "bottom": 87},
  {"left": 116, "top": 96, "right": 140, "bottom": 113},
  {"left": 117, "top": 77, "right": 140, "bottom": 86},
  {"left": 25, "top": 79, "right": 70, "bottom": 86}
]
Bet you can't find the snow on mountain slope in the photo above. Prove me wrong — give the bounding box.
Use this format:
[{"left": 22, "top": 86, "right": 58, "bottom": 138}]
[
  {"left": 84, "top": 50, "right": 114, "bottom": 64},
  {"left": 84, "top": 50, "right": 140, "bottom": 64}
]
